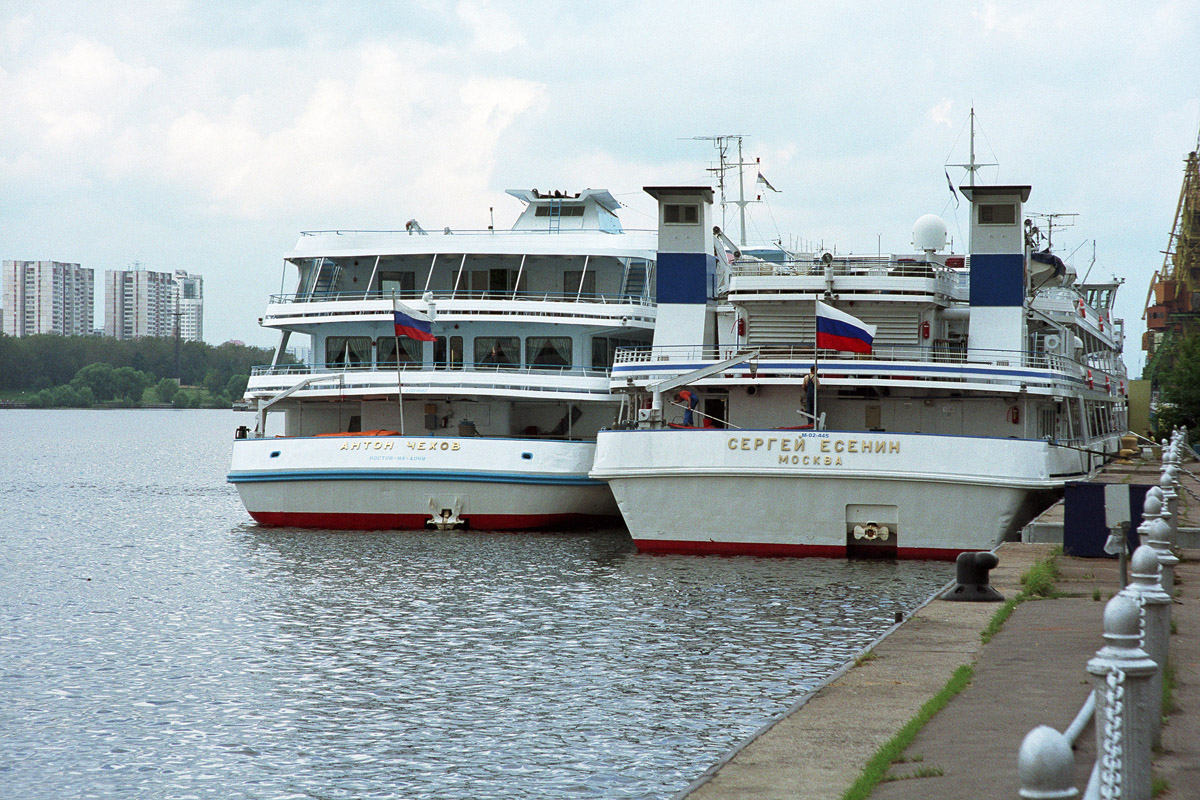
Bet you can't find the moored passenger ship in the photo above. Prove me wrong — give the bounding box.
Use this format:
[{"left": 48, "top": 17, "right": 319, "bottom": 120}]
[
  {"left": 591, "top": 182, "right": 1128, "bottom": 559},
  {"left": 229, "top": 189, "right": 657, "bottom": 530}
]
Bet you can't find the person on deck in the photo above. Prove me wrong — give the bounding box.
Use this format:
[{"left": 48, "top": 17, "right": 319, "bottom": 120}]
[
  {"left": 675, "top": 389, "right": 699, "bottom": 426},
  {"left": 803, "top": 366, "right": 819, "bottom": 422}
]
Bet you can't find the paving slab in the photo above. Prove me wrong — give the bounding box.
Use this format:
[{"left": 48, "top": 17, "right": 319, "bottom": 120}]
[{"left": 683, "top": 542, "right": 1198, "bottom": 800}]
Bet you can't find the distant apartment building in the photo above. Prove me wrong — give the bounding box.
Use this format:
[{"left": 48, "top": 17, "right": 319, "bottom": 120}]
[
  {"left": 174, "top": 270, "right": 203, "bottom": 342},
  {"left": 104, "top": 267, "right": 204, "bottom": 342},
  {"left": 105, "top": 267, "right": 175, "bottom": 339},
  {"left": 2, "top": 260, "right": 95, "bottom": 337}
]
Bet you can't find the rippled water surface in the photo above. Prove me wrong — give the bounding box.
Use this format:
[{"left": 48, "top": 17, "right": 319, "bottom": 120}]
[{"left": 1, "top": 410, "right": 951, "bottom": 799}]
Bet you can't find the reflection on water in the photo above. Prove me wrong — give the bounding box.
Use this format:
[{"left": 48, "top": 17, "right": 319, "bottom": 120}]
[{"left": 0, "top": 410, "right": 950, "bottom": 799}]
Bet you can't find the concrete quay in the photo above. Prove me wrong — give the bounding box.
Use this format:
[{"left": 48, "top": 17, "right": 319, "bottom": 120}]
[{"left": 682, "top": 458, "right": 1199, "bottom": 800}]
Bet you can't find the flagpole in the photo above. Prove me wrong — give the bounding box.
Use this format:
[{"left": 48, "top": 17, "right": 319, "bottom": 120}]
[
  {"left": 392, "top": 291, "right": 405, "bottom": 436},
  {"left": 813, "top": 296, "right": 819, "bottom": 429}
]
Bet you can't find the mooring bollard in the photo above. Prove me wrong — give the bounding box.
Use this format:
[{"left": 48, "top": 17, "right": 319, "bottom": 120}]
[
  {"left": 1017, "top": 725, "right": 1078, "bottom": 799},
  {"left": 1142, "top": 496, "right": 1179, "bottom": 593},
  {"left": 1086, "top": 594, "right": 1157, "bottom": 800},
  {"left": 940, "top": 551, "right": 1004, "bottom": 602},
  {"left": 1119, "top": 545, "right": 1172, "bottom": 749}
]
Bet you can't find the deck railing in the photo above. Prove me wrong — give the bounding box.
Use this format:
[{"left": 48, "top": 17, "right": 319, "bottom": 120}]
[
  {"left": 298, "top": 227, "right": 656, "bottom": 237},
  {"left": 250, "top": 361, "right": 611, "bottom": 379},
  {"left": 612, "top": 343, "right": 1081, "bottom": 373},
  {"left": 268, "top": 290, "right": 655, "bottom": 306}
]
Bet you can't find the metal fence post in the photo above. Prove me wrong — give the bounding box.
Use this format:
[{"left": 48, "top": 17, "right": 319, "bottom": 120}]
[
  {"left": 1086, "top": 594, "right": 1157, "bottom": 800},
  {"left": 1119, "top": 545, "right": 1173, "bottom": 749},
  {"left": 1141, "top": 489, "right": 1179, "bottom": 593},
  {"left": 1018, "top": 725, "right": 1078, "bottom": 799}
]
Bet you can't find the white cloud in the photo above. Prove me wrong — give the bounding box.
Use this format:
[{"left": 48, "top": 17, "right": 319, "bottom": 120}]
[
  {"left": 930, "top": 100, "right": 955, "bottom": 128},
  {"left": 455, "top": 0, "right": 525, "bottom": 53},
  {"left": 3, "top": 37, "right": 159, "bottom": 147},
  {"left": 157, "top": 44, "right": 544, "bottom": 218}
]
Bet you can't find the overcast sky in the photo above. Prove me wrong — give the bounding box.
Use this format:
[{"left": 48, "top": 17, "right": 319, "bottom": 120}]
[{"left": 2, "top": 1, "right": 1198, "bottom": 374}]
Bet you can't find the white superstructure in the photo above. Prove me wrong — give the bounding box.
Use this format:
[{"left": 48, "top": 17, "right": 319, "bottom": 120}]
[
  {"left": 228, "top": 189, "right": 658, "bottom": 531},
  {"left": 591, "top": 180, "right": 1128, "bottom": 559}
]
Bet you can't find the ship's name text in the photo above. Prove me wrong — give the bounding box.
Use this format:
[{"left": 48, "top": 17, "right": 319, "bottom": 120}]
[
  {"left": 727, "top": 435, "right": 900, "bottom": 464},
  {"left": 339, "top": 440, "right": 461, "bottom": 451}
]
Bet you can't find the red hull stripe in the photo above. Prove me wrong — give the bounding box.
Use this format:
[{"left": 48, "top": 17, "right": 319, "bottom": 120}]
[
  {"left": 632, "top": 539, "right": 968, "bottom": 561},
  {"left": 249, "top": 510, "right": 617, "bottom": 531}
]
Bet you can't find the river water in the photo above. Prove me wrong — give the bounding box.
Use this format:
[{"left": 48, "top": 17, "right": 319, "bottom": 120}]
[{"left": 0, "top": 409, "right": 951, "bottom": 799}]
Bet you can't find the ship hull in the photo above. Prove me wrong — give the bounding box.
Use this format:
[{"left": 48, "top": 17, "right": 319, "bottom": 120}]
[
  {"left": 230, "top": 435, "right": 619, "bottom": 531},
  {"left": 591, "top": 429, "right": 1090, "bottom": 559}
]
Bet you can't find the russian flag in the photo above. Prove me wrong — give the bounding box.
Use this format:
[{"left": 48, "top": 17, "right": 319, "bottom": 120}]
[
  {"left": 393, "top": 299, "right": 436, "bottom": 341},
  {"left": 815, "top": 300, "right": 875, "bottom": 354}
]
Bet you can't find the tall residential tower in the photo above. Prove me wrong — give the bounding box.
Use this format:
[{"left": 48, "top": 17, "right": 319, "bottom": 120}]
[{"left": 2, "top": 260, "right": 95, "bottom": 337}]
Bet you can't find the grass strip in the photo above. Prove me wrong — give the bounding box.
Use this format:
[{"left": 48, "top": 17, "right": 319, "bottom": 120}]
[
  {"left": 981, "top": 550, "right": 1062, "bottom": 644},
  {"left": 839, "top": 664, "right": 974, "bottom": 800}
]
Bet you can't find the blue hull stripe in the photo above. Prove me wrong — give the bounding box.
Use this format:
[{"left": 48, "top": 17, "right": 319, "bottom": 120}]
[
  {"left": 612, "top": 361, "right": 1088, "bottom": 385},
  {"left": 227, "top": 469, "right": 604, "bottom": 486}
]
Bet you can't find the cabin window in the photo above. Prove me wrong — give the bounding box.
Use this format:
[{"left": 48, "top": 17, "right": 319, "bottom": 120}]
[
  {"left": 434, "top": 336, "right": 463, "bottom": 370},
  {"left": 978, "top": 204, "right": 1016, "bottom": 225},
  {"left": 377, "top": 337, "right": 422, "bottom": 367},
  {"left": 475, "top": 336, "right": 520, "bottom": 368},
  {"left": 534, "top": 205, "right": 585, "bottom": 217},
  {"left": 526, "top": 337, "right": 572, "bottom": 370},
  {"left": 592, "top": 337, "right": 644, "bottom": 370},
  {"left": 664, "top": 204, "right": 699, "bottom": 224},
  {"left": 325, "top": 336, "right": 371, "bottom": 369},
  {"left": 465, "top": 269, "right": 518, "bottom": 298},
  {"left": 564, "top": 270, "right": 596, "bottom": 298},
  {"left": 378, "top": 271, "right": 416, "bottom": 296}
]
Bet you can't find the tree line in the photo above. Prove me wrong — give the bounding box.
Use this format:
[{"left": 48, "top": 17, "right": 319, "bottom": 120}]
[
  {"left": 0, "top": 334, "right": 288, "bottom": 408},
  {"left": 1144, "top": 330, "right": 1200, "bottom": 439}
]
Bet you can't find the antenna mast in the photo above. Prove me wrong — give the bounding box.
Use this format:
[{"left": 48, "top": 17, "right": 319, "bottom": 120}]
[
  {"left": 946, "top": 107, "right": 998, "bottom": 187},
  {"left": 691, "top": 135, "right": 757, "bottom": 246}
]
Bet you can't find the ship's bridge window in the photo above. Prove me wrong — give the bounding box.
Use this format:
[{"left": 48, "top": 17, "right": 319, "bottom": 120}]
[
  {"left": 978, "top": 204, "right": 1016, "bottom": 225},
  {"left": 475, "top": 336, "right": 520, "bottom": 368},
  {"left": 326, "top": 336, "right": 371, "bottom": 369},
  {"left": 664, "top": 204, "right": 699, "bottom": 224},
  {"left": 377, "top": 337, "right": 422, "bottom": 367},
  {"left": 534, "top": 205, "right": 585, "bottom": 217},
  {"left": 434, "top": 336, "right": 463, "bottom": 370},
  {"left": 527, "top": 337, "right": 572, "bottom": 370}
]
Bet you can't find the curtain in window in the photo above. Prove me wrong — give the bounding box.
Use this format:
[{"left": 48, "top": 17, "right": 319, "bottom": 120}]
[
  {"left": 326, "top": 336, "right": 371, "bottom": 368},
  {"left": 527, "top": 337, "right": 572, "bottom": 369},
  {"left": 475, "top": 337, "right": 520, "bottom": 367},
  {"left": 378, "top": 338, "right": 422, "bottom": 367}
]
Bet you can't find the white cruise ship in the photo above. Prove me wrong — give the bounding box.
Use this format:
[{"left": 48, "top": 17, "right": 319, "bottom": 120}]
[
  {"left": 228, "top": 189, "right": 657, "bottom": 530},
  {"left": 590, "top": 182, "right": 1127, "bottom": 559}
]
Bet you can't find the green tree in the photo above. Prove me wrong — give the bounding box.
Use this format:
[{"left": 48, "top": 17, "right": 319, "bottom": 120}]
[
  {"left": 155, "top": 377, "right": 180, "bottom": 404},
  {"left": 225, "top": 373, "right": 249, "bottom": 400},
  {"left": 71, "top": 363, "right": 119, "bottom": 401},
  {"left": 1159, "top": 333, "right": 1200, "bottom": 437},
  {"left": 112, "top": 366, "right": 151, "bottom": 406}
]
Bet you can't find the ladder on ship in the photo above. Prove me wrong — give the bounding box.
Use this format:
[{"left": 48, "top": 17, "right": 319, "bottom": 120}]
[
  {"left": 621, "top": 260, "right": 650, "bottom": 300},
  {"left": 310, "top": 258, "right": 342, "bottom": 299},
  {"left": 548, "top": 199, "right": 562, "bottom": 232}
]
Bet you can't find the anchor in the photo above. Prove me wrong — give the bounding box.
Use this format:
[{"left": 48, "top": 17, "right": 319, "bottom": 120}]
[
  {"left": 853, "top": 522, "right": 890, "bottom": 541},
  {"left": 426, "top": 496, "right": 465, "bottom": 531}
]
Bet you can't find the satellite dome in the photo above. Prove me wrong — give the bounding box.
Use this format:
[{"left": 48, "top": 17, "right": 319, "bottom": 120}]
[{"left": 912, "top": 214, "right": 947, "bottom": 252}]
